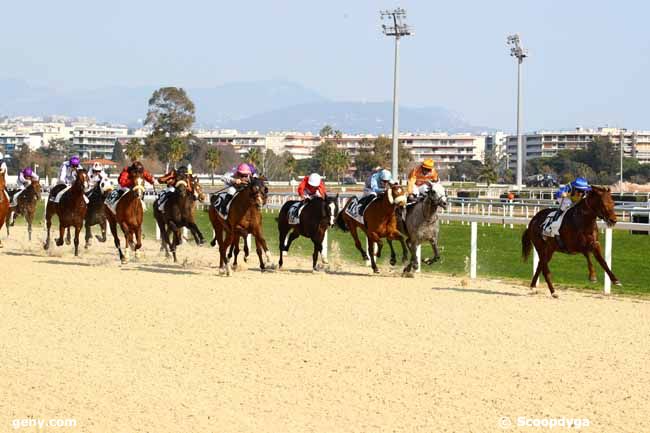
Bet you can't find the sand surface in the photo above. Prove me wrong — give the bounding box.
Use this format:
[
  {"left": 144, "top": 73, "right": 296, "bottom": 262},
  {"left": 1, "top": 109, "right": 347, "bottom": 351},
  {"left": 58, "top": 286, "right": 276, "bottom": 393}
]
[{"left": 1, "top": 227, "right": 649, "bottom": 433}]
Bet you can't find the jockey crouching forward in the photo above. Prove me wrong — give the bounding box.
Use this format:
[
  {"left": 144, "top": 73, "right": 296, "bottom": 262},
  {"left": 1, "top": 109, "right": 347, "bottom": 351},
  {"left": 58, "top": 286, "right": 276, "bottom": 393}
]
[
  {"left": 88, "top": 162, "right": 108, "bottom": 190},
  {"left": 156, "top": 166, "right": 192, "bottom": 211},
  {"left": 11, "top": 167, "right": 39, "bottom": 207},
  {"left": 407, "top": 159, "right": 439, "bottom": 202},
  {"left": 543, "top": 177, "right": 591, "bottom": 239},
  {"left": 0, "top": 152, "right": 7, "bottom": 203},
  {"left": 362, "top": 169, "right": 393, "bottom": 205},
  {"left": 118, "top": 161, "right": 155, "bottom": 189},
  {"left": 297, "top": 173, "right": 326, "bottom": 201},
  {"left": 53, "top": 156, "right": 83, "bottom": 203},
  {"left": 216, "top": 163, "right": 252, "bottom": 215}
]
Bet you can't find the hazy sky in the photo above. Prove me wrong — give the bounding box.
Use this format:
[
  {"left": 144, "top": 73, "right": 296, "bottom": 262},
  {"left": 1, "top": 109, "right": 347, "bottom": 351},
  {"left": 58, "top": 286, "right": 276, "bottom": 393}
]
[{"left": 3, "top": 0, "right": 649, "bottom": 131}]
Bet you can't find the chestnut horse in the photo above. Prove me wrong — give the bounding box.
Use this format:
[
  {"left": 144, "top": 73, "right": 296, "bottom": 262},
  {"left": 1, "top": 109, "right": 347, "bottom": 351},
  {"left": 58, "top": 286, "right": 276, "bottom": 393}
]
[
  {"left": 44, "top": 169, "right": 89, "bottom": 256},
  {"left": 105, "top": 173, "right": 145, "bottom": 263},
  {"left": 277, "top": 195, "right": 339, "bottom": 271},
  {"left": 154, "top": 175, "right": 206, "bottom": 262},
  {"left": 208, "top": 177, "right": 272, "bottom": 275},
  {"left": 336, "top": 184, "right": 408, "bottom": 273},
  {"left": 0, "top": 171, "right": 9, "bottom": 248},
  {"left": 6, "top": 178, "right": 41, "bottom": 241},
  {"left": 522, "top": 186, "right": 619, "bottom": 298}
]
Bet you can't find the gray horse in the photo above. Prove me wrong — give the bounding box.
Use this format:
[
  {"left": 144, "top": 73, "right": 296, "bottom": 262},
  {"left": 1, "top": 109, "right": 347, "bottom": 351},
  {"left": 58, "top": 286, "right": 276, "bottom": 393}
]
[{"left": 398, "top": 182, "right": 448, "bottom": 275}]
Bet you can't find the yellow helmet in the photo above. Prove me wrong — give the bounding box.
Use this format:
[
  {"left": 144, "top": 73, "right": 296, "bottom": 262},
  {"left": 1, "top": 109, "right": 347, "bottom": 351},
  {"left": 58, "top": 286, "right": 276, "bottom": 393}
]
[{"left": 422, "top": 159, "right": 434, "bottom": 170}]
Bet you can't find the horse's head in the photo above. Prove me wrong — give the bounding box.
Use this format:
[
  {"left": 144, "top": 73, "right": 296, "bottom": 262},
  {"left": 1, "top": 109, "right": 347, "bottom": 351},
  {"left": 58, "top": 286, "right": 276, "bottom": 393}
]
[
  {"left": 76, "top": 169, "right": 90, "bottom": 191},
  {"left": 386, "top": 183, "right": 407, "bottom": 208},
  {"left": 249, "top": 177, "right": 267, "bottom": 209},
  {"left": 175, "top": 178, "right": 189, "bottom": 196},
  {"left": 325, "top": 194, "right": 340, "bottom": 227},
  {"left": 31, "top": 178, "right": 42, "bottom": 195},
  {"left": 191, "top": 176, "right": 206, "bottom": 202},
  {"left": 426, "top": 181, "right": 448, "bottom": 209},
  {"left": 586, "top": 186, "right": 617, "bottom": 227}
]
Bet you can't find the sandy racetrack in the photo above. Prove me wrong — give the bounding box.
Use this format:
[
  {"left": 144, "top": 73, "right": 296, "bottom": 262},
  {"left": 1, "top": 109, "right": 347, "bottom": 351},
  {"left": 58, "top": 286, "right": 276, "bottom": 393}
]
[{"left": 1, "top": 227, "right": 649, "bottom": 432}]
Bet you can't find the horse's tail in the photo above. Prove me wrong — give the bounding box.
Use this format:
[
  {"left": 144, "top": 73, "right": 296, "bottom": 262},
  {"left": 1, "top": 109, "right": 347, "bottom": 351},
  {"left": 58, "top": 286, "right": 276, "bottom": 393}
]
[
  {"left": 522, "top": 227, "right": 533, "bottom": 262},
  {"left": 335, "top": 210, "right": 348, "bottom": 232}
]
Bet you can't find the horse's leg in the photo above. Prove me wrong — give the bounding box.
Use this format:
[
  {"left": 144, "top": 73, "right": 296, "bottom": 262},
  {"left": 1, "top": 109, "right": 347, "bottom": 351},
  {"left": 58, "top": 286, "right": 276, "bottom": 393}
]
[
  {"left": 252, "top": 227, "right": 273, "bottom": 271},
  {"left": 243, "top": 235, "right": 250, "bottom": 262},
  {"left": 187, "top": 222, "right": 203, "bottom": 245},
  {"left": 591, "top": 242, "right": 621, "bottom": 286},
  {"left": 5, "top": 211, "right": 10, "bottom": 236},
  {"left": 97, "top": 216, "right": 107, "bottom": 242},
  {"left": 65, "top": 227, "right": 71, "bottom": 245},
  {"left": 311, "top": 237, "right": 323, "bottom": 272},
  {"left": 158, "top": 219, "right": 172, "bottom": 259},
  {"left": 85, "top": 221, "right": 92, "bottom": 249},
  {"left": 584, "top": 252, "right": 597, "bottom": 282},
  {"left": 349, "top": 224, "right": 370, "bottom": 263},
  {"left": 56, "top": 224, "right": 65, "bottom": 247},
  {"left": 368, "top": 237, "right": 380, "bottom": 274},
  {"left": 26, "top": 212, "right": 32, "bottom": 242},
  {"left": 167, "top": 221, "right": 180, "bottom": 263},
  {"left": 231, "top": 236, "right": 241, "bottom": 270},
  {"left": 278, "top": 224, "right": 289, "bottom": 269},
  {"left": 402, "top": 237, "right": 417, "bottom": 275},
  {"left": 44, "top": 207, "right": 52, "bottom": 250},
  {"left": 119, "top": 221, "right": 132, "bottom": 262},
  {"left": 540, "top": 249, "right": 558, "bottom": 298},
  {"left": 222, "top": 230, "right": 235, "bottom": 276},
  {"left": 73, "top": 224, "right": 81, "bottom": 256}
]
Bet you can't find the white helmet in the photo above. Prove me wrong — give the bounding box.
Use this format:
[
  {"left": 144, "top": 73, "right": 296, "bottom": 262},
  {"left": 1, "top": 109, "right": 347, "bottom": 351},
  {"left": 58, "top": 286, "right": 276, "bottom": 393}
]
[
  {"left": 92, "top": 162, "right": 103, "bottom": 171},
  {"left": 308, "top": 173, "right": 321, "bottom": 187},
  {"left": 100, "top": 179, "right": 114, "bottom": 192},
  {"left": 379, "top": 169, "right": 392, "bottom": 182}
]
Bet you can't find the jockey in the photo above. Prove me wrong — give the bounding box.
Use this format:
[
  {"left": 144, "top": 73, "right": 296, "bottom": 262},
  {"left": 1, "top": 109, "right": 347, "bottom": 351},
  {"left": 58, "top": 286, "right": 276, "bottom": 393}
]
[
  {"left": 223, "top": 163, "right": 253, "bottom": 195},
  {"left": 118, "top": 161, "right": 155, "bottom": 189},
  {"left": 0, "top": 152, "right": 7, "bottom": 176},
  {"left": 363, "top": 169, "right": 393, "bottom": 197},
  {"left": 156, "top": 166, "right": 192, "bottom": 211},
  {"left": 407, "top": 159, "right": 439, "bottom": 200},
  {"left": 11, "top": 167, "right": 39, "bottom": 207},
  {"left": 297, "top": 173, "right": 326, "bottom": 200},
  {"left": 58, "top": 156, "right": 82, "bottom": 185},
  {"left": 555, "top": 177, "right": 591, "bottom": 211},
  {"left": 88, "top": 162, "right": 108, "bottom": 189}
]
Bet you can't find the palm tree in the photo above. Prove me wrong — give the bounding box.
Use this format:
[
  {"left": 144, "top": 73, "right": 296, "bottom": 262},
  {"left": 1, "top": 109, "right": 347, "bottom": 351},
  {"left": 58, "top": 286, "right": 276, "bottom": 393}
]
[
  {"left": 125, "top": 138, "right": 143, "bottom": 162},
  {"left": 285, "top": 152, "right": 296, "bottom": 182},
  {"left": 244, "top": 147, "right": 262, "bottom": 168},
  {"left": 167, "top": 138, "right": 187, "bottom": 169},
  {"left": 206, "top": 147, "right": 222, "bottom": 185}
]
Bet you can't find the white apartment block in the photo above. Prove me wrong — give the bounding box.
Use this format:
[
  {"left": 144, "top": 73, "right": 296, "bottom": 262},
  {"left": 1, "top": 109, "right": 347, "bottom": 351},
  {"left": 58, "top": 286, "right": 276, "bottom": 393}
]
[
  {"left": 506, "top": 127, "right": 650, "bottom": 165},
  {"left": 0, "top": 132, "right": 40, "bottom": 156},
  {"left": 195, "top": 129, "right": 266, "bottom": 158},
  {"left": 73, "top": 124, "right": 129, "bottom": 160},
  {"left": 402, "top": 133, "right": 486, "bottom": 170}
]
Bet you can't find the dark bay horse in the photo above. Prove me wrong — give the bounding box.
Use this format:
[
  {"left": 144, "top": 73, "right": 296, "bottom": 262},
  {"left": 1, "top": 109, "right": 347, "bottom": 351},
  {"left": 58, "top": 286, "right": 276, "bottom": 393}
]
[
  {"left": 84, "top": 181, "right": 111, "bottom": 248},
  {"left": 522, "top": 186, "right": 619, "bottom": 297},
  {"left": 0, "top": 171, "right": 9, "bottom": 248},
  {"left": 105, "top": 173, "right": 145, "bottom": 263},
  {"left": 277, "top": 195, "right": 339, "bottom": 271},
  {"left": 336, "top": 184, "right": 408, "bottom": 273},
  {"left": 208, "top": 177, "right": 272, "bottom": 275},
  {"left": 154, "top": 175, "right": 206, "bottom": 262},
  {"left": 44, "top": 170, "right": 89, "bottom": 256},
  {"left": 7, "top": 178, "right": 41, "bottom": 241}
]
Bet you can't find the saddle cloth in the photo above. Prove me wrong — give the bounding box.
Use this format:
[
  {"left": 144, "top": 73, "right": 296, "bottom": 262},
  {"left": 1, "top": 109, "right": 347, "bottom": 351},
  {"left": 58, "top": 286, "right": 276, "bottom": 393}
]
[
  {"left": 104, "top": 188, "right": 129, "bottom": 215},
  {"left": 541, "top": 209, "right": 566, "bottom": 238},
  {"left": 211, "top": 191, "right": 239, "bottom": 219},
  {"left": 287, "top": 201, "right": 304, "bottom": 225},
  {"left": 50, "top": 185, "right": 90, "bottom": 205},
  {"left": 10, "top": 189, "right": 24, "bottom": 207},
  {"left": 157, "top": 188, "right": 175, "bottom": 212},
  {"left": 344, "top": 195, "right": 377, "bottom": 225}
]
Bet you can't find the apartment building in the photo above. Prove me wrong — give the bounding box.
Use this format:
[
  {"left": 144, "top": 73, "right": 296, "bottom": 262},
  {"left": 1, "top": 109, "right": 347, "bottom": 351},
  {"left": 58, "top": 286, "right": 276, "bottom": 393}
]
[
  {"left": 73, "top": 124, "right": 129, "bottom": 160},
  {"left": 402, "top": 133, "right": 486, "bottom": 170},
  {"left": 195, "top": 129, "right": 266, "bottom": 158}
]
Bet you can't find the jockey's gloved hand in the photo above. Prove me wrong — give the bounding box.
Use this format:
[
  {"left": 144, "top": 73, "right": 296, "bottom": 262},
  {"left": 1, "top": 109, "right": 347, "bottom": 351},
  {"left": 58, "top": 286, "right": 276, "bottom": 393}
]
[{"left": 408, "top": 194, "right": 417, "bottom": 202}]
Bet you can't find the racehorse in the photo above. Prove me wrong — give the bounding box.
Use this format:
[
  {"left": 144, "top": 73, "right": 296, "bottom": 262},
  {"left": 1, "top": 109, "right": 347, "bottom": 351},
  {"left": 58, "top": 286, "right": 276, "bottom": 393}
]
[
  {"left": 0, "top": 171, "right": 9, "bottom": 248},
  {"left": 105, "top": 172, "right": 145, "bottom": 263},
  {"left": 6, "top": 178, "right": 41, "bottom": 241},
  {"left": 277, "top": 195, "right": 339, "bottom": 271},
  {"left": 336, "top": 184, "right": 408, "bottom": 273},
  {"left": 84, "top": 181, "right": 111, "bottom": 248},
  {"left": 522, "top": 185, "right": 619, "bottom": 298},
  {"left": 44, "top": 169, "right": 89, "bottom": 256},
  {"left": 154, "top": 174, "right": 206, "bottom": 262},
  {"left": 398, "top": 182, "right": 448, "bottom": 276},
  {"left": 208, "top": 176, "right": 273, "bottom": 275}
]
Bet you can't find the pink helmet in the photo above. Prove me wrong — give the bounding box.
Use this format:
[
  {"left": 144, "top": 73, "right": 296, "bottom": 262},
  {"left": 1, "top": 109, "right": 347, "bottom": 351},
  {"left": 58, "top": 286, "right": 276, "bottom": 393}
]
[{"left": 236, "top": 163, "right": 252, "bottom": 175}]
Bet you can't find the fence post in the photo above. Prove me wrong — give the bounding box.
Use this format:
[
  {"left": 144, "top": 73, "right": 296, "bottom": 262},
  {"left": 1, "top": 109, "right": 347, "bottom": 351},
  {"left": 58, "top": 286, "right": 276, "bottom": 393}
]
[
  {"left": 470, "top": 221, "right": 477, "bottom": 279},
  {"left": 416, "top": 244, "right": 421, "bottom": 273},
  {"left": 322, "top": 230, "right": 328, "bottom": 260},
  {"left": 246, "top": 233, "right": 252, "bottom": 252},
  {"left": 509, "top": 200, "right": 514, "bottom": 229},
  {"left": 532, "top": 248, "right": 539, "bottom": 287},
  {"left": 603, "top": 228, "right": 613, "bottom": 294},
  {"left": 156, "top": 224, "right": 161, "bottom": 241}
]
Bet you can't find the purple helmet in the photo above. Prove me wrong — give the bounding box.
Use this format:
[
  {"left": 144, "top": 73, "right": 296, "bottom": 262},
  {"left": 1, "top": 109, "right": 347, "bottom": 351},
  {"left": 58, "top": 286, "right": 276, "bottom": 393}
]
[
  {"left": 69, "top": 156, "right": 80, "bottom": 167},
  {"left": 22, "top": 167, "right": 33, "bottom": 177}
]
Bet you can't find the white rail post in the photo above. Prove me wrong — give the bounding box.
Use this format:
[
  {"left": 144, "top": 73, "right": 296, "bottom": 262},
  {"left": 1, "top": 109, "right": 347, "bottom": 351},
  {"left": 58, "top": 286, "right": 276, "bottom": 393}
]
[
  {"left": 532, "top": 248, "right": 539, "bottom": 287},
  {"left": 322, "top": 230, "right": 328, "bottom": 260},
  {"left": 182, "top": 227, "right": 189, "bottom": 243},
  {"left": 461, "top": 202, "right": 466, "bottom": 225},
  {"left": 246, "top": 233, "right": 252, "bottom": 252},
  {"left": 415, "top": 244, "right": 421, "bottom": 273},
  {"left": 470, "top": 221, "right": 477, "bottom": 279},
  {"left": 509, "top": 201, "right": 514, "bottom": 229},
  {"left": 156, "top": 224, "right": 161, "bottom": 241},
  {"left": 603, "top": 227, "right": 613, "bottom": 294},
  {"left": 481, "top": 204, "right": 485, "bottom": 226}
]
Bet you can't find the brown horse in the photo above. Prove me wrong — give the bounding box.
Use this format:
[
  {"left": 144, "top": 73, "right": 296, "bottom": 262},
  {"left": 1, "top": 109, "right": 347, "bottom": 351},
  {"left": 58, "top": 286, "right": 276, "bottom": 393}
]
[
  {"left": 336, "top": 184, "right": 408, "bottom": 273},
  {"left": 105, "top": 173, "right": 145, "bottom": 263},
  {"left": 208, "top": 177, "right": 272, "bottom": 275},
  {"left": 154, "top": 174, "right": 206, "bottom": 262},
  {"left": 44, "top": 169, "right": 90, "bottom": 256},
  {"left": 0, "top": 171, "right": 9, "bottom": 248},
  {"left": 522, "top": 186, "right": 619, "bottom": 298},
  {"left": 7, "top": 179, "right": 42, "bottom": 241}
]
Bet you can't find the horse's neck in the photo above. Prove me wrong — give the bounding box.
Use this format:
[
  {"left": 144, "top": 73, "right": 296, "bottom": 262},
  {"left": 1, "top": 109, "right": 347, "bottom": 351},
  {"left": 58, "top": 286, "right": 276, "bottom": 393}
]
[
  {"left": 421, "top": 199, "right": 438, "bottom": 221},
  {"left": 567, "top": 200, "right": 596, "bottom": 228}
]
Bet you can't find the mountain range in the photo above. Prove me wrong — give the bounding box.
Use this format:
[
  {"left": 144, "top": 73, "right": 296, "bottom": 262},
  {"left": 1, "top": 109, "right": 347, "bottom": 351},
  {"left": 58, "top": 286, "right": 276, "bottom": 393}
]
[{"left": 0, "top": 79, "right": 487, "bottom": 133}]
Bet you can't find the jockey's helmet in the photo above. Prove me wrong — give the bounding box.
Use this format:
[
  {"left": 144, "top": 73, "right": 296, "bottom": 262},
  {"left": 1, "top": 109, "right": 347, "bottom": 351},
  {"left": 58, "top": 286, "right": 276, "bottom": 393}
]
[
  {"left": 22, "top": 167, "right": 33, "bottom": 177},
  {"left": 422, "top": 159, "right": 434, "bottom": 170},
  {"left": 236, "top": 163, "right": 252, "bottom": 176},
  {"left": 176, "top": 166, "right": 188, "bottom": 177},
  {"left": 379, "top": 169, "right": 392, "bottom": 182},
  {"left": 69, "top": 156, "right": 80, "bottom": 167},
  {"left": 92, "top": 162, "right": 103, "bottom": 172},
  {"left": 132, "top": 161, "right": 144, "bottom": 174},
  {"left": 308, "top": 173, "right": 321, "bottom": 187},
  {"left": 571, "top": 177, "right": 591, "bottom": 192}
]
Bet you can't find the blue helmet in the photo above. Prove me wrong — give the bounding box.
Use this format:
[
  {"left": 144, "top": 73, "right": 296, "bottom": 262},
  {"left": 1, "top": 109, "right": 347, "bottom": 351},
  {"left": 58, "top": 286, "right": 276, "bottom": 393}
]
[
  {"left": 379, "top": 169, "right": 392, "bottom": 182},
  {"left": 571, "top": 177, "right": 591, "bottom": 191}
]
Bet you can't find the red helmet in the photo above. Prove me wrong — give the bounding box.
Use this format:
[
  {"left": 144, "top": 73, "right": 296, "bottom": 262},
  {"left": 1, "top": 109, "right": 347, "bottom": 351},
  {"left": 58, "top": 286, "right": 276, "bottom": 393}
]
[{"left": 236, "top": 163, "right": 252, "bottom": 175}]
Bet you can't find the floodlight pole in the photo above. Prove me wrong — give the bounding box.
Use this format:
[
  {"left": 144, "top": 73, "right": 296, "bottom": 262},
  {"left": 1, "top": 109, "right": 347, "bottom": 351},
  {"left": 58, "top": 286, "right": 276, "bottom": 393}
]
[
  {"left": 382, "top": 8, "right": 411, "bottom": 180},
  {"left": 508, "top": 34, "right": 528, "bottom": 189}
]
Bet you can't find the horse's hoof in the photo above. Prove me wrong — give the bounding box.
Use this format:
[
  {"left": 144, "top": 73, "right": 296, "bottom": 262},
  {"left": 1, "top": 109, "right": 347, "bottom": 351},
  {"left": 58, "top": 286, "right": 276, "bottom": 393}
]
[
  {"left": 528, "top": 288, "right": 538, "bottom": 295},
  {"left": 65, "top": 239, "right": 71, "bottom": 245},
  {"left": 589, "top": 277, "right": 597, "bottom": 283},
  {"left": 551, "top": 292, "right": 559, "bottom": 299},
  {"left": 614, "top": 280, "right": 622, "bottom": 286},
  {"left": 402, "top": 272, "right": 415, "bottom": 278},
  {"left": 210, "top": 240, "right": 216, "bottom": 247},
  {"left": 55, "top": 238, "right": 63, "bottom": 247},
  {"left": 373, "top": 268, "right": 381, "bottom": 274},
  {"left": 232, "top": 264, "right": 238, "bottom": 271},
  {"left": 389, "top": 258, "right": 397, "bottom": 266}
]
